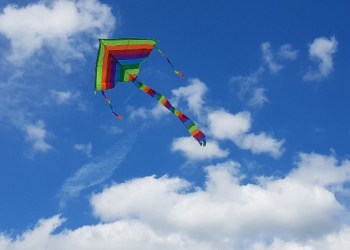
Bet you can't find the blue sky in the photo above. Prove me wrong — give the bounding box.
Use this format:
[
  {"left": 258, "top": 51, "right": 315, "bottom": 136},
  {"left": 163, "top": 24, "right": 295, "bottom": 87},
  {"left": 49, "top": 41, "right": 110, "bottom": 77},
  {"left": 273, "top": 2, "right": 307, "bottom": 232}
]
[{"left": 1, "top": 0, "right": 350, "bottom": 249}]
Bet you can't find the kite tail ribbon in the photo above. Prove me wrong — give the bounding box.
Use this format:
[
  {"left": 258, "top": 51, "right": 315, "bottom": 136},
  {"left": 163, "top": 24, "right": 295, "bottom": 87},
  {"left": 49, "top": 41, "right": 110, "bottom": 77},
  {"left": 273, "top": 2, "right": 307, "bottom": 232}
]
[
  {"left": 132, "top": 80, "right": 206, "bottom": 146},
  {"left": 156, "top": 47, "right": 184, "bottom": 77},
  {"left": 101, "top": 91, "right": 123, "bottom": 120}
]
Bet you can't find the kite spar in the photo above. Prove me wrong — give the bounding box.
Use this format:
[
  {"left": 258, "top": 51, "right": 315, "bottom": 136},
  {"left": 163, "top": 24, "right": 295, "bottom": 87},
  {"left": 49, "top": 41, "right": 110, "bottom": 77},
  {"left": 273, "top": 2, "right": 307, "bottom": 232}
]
[{"left": 95, "top": 38, "right": 206, "bottom": 146}]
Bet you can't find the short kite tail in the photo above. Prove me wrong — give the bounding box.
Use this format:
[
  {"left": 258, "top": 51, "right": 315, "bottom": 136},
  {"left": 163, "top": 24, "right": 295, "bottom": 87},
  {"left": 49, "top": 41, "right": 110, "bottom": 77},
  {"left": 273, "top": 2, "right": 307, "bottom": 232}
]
[
  {"left": 156, "top": 47, "right": 184, "bottom": 77},
  {"left": 133, "top": 80, "right": 206, "bottom": 146},
  {"left": 101, "top": 91, "right": 123, "bottom": 120}
]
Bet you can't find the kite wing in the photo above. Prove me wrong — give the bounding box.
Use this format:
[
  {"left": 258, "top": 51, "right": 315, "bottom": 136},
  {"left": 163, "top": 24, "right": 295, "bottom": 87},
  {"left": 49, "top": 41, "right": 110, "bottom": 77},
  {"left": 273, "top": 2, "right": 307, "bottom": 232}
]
[{"left": 95, "top": 38, "right": 206, "bottom": 146}]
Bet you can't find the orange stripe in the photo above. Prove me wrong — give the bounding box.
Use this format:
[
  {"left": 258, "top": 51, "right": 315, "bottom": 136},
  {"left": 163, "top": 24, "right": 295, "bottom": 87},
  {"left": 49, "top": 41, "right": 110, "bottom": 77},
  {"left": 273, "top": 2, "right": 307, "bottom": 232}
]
[
  {"left": 161, "top": 97, "right": 168, "bottom": 105},
  {"left": 191, "top": 128, "right": 200, "bottom": 136}
]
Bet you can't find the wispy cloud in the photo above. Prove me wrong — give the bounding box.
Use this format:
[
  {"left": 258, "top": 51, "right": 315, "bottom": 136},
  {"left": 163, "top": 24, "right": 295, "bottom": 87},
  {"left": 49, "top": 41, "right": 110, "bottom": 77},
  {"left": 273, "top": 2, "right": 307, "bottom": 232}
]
[
  {"left": 261, "top": 42, "right": 298, "bottom": 74},
  {"left": 59, "top": 135, "right": 135, "bottom": 206},
  {"left": 261, "top": 42, "right": 284, "bottom": 74},
  {"left": 23, "top": 120, "right": 53, "bottom": 156},
  {"left": 303, "top": 36, "right": 338, "bottom": 81},
  {"left": 49, "top": 90, "right": 81, "bottom": 105},
  {"left": 230, "top": 67, "right": 268, "bottom": 109},
  {"left": 74, "top": 142, "right": 93, "bottom": 158},
  {"left": 247, "top": 87, "right": 269, "bottom": 108}
]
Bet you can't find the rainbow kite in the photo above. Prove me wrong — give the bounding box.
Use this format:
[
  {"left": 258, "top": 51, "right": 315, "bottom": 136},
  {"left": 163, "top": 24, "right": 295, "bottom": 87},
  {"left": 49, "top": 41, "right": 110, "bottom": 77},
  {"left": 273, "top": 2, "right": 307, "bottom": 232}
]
[{"left": 95, "top": 38, "right": 206, "bottom": 146}]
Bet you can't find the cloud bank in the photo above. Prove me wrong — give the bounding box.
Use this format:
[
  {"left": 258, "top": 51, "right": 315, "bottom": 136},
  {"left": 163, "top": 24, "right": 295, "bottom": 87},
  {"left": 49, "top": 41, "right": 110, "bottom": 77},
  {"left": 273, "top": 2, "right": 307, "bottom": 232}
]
[{"left": 1, "top": 153, "right": 350, "bottom": 250}]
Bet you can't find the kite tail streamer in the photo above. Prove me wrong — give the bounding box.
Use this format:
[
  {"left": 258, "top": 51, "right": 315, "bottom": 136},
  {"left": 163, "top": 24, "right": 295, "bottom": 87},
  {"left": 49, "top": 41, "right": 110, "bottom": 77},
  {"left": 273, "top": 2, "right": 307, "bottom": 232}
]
[
  {"left": 132, "top": 80, "right": 206, "bottom": 146},
  {"left": 156, "top": 47, "right": 184, "bottom": 77},
  {"left": 101, "top": 91, "right": 123, "bottom": 120}
]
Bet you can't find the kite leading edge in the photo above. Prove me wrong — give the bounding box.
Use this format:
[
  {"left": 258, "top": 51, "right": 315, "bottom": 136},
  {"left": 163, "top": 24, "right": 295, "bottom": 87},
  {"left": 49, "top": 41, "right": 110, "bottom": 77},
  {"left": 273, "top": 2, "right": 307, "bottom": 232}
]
[{"left": 95, "top": 38, "right": 206, "bottom": 146}]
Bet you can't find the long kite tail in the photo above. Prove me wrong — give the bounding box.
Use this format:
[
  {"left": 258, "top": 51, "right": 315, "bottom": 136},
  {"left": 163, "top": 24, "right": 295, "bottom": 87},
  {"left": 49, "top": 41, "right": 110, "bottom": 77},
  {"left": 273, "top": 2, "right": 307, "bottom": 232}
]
[
  {"left": 156, "top": 47, "right": 184, "bottom": 77},
  {"left": 133, "top": 80, "right": 206, "bottom": 146},
  {"left": 101, "top": 91, "right": 123, "bottom": 120}
]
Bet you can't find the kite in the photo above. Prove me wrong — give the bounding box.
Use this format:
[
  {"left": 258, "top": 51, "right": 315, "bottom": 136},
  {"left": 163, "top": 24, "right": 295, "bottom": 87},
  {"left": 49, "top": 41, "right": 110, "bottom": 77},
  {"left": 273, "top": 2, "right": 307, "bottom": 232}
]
[{"left": 95, "top": 38, "right": 206, "bottom": 146}]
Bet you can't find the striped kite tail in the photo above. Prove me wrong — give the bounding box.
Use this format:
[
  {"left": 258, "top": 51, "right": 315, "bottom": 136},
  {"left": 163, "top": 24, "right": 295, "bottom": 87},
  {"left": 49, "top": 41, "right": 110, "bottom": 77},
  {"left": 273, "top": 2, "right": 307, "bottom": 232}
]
[{"left": 132, "top": 80, "right": 206, "bottom": 146}]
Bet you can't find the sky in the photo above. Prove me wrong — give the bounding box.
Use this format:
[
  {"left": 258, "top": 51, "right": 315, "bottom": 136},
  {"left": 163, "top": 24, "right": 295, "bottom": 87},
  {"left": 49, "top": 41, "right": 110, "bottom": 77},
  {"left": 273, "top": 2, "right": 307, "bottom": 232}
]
[{"left": 0, "top": 0, "right": 350, "bottom": 249}]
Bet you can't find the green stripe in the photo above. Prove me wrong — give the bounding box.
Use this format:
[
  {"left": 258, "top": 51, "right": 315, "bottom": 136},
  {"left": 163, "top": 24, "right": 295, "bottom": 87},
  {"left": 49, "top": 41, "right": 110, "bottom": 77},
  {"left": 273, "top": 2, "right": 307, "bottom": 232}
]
[
  {"left": 122, "top": 64, "right": 140, "bottom": 70},
  {"left": 95, "top": 43, "right": 105, "bottom": 91},
  {"left": 187, "top": 123, "right": 198, "bottom": 133},
  {"left": 100, "top": 38, "right": 157, "bottom": 46}
]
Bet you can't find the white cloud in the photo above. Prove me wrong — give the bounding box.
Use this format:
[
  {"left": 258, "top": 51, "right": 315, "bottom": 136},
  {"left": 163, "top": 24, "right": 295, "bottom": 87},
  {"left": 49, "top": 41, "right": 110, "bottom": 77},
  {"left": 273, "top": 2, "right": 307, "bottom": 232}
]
[
  {"left": 235, "top": 132, "right": 285, "bottom": 158},
  {"left": 50, "top": 89, "right": 80, "bottom": 105},
  {"left": 261, "top": 42, "right": 284, "bottom": 73},
  {"left": 171, "top": 137, "right": 229, "bottom": 161},
  {"left": 74, "top": 142, "right": 93, "bottom": 157},
  {"left": 207, "top": 109, "right": 284, "bottom": 158},
  {"left": 278, "top": 44, "right": 298, "bottom": 60},
  {"left": 303, "top": 36, "right": 338, "bottom": 81},
  {"left": 2, "top": 153, "right": 350, "bottom": 249},
  {"left": 261, "top": 42, "right": 298, "bottom": 74},
  {"left": 207, "top": 110, "right": 251, "bottom": 139},
  {"left": 171, "top": 78, "right": 208, "bottom": 117},
  {"left": 0, "top": 0, "right": 115, "bottom": 65},
  {"left": 230, "top": 67, "right": 268, "bottom": 108},
  {"left": 290, "top": 152, "right": 350, "bottom": 188},
  {"left": 23, "top": 120, "right": 52, "bottom": 154},
  {"left": 99, "top": 124, "right": 123, "bottom": 135},
  {"left": 248, "top": 87, "right": 269, "bottom": 108},
  {"left": 253, "top": 227, "right": 350, "bottom": 250},
  {"left": 91, "top": 157, "right": 344, "bottom": 237}
]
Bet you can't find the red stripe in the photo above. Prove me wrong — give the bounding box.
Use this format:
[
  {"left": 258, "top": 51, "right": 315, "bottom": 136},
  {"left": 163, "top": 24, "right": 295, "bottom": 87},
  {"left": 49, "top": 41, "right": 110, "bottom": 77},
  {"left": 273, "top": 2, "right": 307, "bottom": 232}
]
[{"left": 110, "top": 48, "right": 153, "bottom": 56}]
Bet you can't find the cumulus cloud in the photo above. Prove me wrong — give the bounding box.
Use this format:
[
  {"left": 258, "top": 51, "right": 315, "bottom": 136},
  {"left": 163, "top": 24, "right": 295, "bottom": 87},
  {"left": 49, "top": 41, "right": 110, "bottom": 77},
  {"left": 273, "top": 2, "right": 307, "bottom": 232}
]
[
  {"left": 88, "top": 154, "right": 348, "bottom": 247},
  {"left": 290, "top": 152, "right": 350, "bottom": 188},
  {"left": 171, "top": 78, "right": 208, "bottom": 117},
  {"left": 23, "top": 120, "right": 52, "bottom": 154},
  {"left": 171, "top": 137, "right": 229, "bottom": 161},
  {"left": 2, "top": 153, "right": 350, "bottom": 249},
  {"left": 207, "top": 109, "right": 284, "bottom": 158},
  {"left": 303, "top": 36, "right": 338, "bottom": 81},
  {"left": 0, "top": 0, "right": 115, "bottom": 66}
]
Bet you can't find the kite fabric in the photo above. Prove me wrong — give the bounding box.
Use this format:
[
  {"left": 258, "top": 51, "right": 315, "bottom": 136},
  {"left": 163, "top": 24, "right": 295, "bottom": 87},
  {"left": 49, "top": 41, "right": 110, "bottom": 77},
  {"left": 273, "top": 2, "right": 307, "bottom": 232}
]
[{"left": 95, "top": 38, "right": 206, "bottom": 146}]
